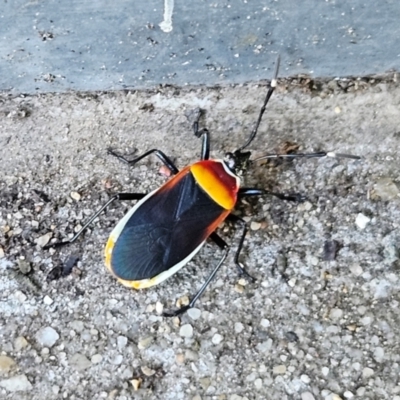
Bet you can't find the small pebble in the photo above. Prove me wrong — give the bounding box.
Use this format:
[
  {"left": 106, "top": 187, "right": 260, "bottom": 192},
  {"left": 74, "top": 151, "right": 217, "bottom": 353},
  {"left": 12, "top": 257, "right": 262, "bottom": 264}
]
[
  {"left": 179, "top": 324, "right": 193, "bottom": 338},
  {"left": 141, "top": 366, "right": 156, "bottom": 376},
  {"left": 69, "top": 353, "right": 91, "bottom": 371},
  {"left": 260, "top": 319, "right": 270, "bottom": 328},
  {"left": 343, "top": 391, "right": 354, "bottom": 398},
  {"left": 130, "top": 378, "right": 142, "bottom": 391},
  {"left": 356, "top": 387, "right": 366, "bottom": 396},
  {"left": 329, "top": 308, "right": 343, "bottom": 320},
  {"left": 35, "top": 326, "right": 59, "bottom": 348},
  {"left": 14, "top": 290, "right": 27, "bottom": 303},
  {"left": 212, "top": 333, "right": 223, "bottom": 345},
  {"left": 310, "top": 256, "right": 319, "bottom": 266},
  {"left": 185, "top": 349, "right": 199, "bottom": 361},
  {"left": 200, "top": 377, "right": 211, "bottom": 390},
  {"left": 254, "top": 378, "right": 262, "bottom": 390},
  {"left": 176, "top": 295, "right": 190, "bottom": 308},
  {"left": 349, "top": 264, "right": 363, "bottom": 276},
  {"left": 334, "top": 106, "right": 341, "bottom": 114},
  {"left": 362, "top": 367, "right": 374, "bottom": 378},
  {"left": 256, "top": 339, "right": 273, "bottom": 353},
  {"left": 301, "top": 392, "right": 316, "bottom": 400},
  {"left": 355, "top": 213, "right": 370, "bottom": 229},
  {"left": 111, "top": 355, "right": 123, "bottom": 365},
  {"left": 43, "top": 295, "right": 54, "bottom": 305},
  {"left": 238, "top": 278, "right": 247, "bottom": 286},
  {"left": 0, "top": 375, "right": 32, "bottom": 392},
  {"left": 74, "top": 224, "right": 82, "bottom": 233},
  {"left": 138, "top": 336, "right": 153, "bottom": 349},
  {"left": 301, "top": 374, "right": 311, "bottom": 384},
  {"left": 273, "top": 365, "right": 286, "bottom": 374},
  {"left": 14, "top": 337, "right": 29, "bottom": 351},
  {"left": 288, "top": 278, "right": 296, "bottom": 287},
  {"left": 346, "top": 324, "right": 357, "bottom": 332},
  {"left": 250, "top": 221, "right": 261, "bottom": 230},
  {"left": 146, "top": 304, "right": 155, "bottom": 313},
  {"left": 70, "top": 191, "right": 81, "bottom": 201},
  {"left": 327, "top": 395, "right": 342, "bottom": 400},
  {"left": 0, "top": 356, "right": 16, "bottom": 373},
  {"left": 91, "top": 354, "right": 103, "bottom": 364},
  {"left": 304, "top": 201, "right": 313, "bottom": 211},
  {"left": 373, "top": 347, "right": 385, "bottom": 362},
  {"left": 17, "top": 259, "right": 31, "bottom": 274},
  {"left": 373, "top": 177, "right": 400, "bottom": 200},
  {"left": 117, "top": 336, "right": 128, "bottom": 349},
  {"left": 361, "top": 315, "right": 373, "bottom": 325},
  {"left": 0, "top": 246, "right": 4, "bottom": 258},
  {"left": 155, "top": 301, "right": 164, "bottom": 314},
  {"left": 321, "top": 367, "right": 329, "bottom": 376},
  {"left": 176, "top": 353, "right": 185, "bottom": 364},
  {"left": 234, "top": 322, "right": 244, "bottom": 333},
  {"left": 35, "top": 232, "right": 53, "bottom": 247},
  {"left": 234, "top": 283, "right": 244, "bottom": 293},
  {"left": 187, "top": 308, "right": 201, "bottom": 320}
]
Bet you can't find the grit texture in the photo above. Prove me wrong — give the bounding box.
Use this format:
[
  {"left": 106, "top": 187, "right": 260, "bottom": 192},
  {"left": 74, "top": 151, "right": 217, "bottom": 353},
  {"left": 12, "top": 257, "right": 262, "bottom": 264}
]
[{"left": 0, "top": 79, "right": 399, "bottom": 399}]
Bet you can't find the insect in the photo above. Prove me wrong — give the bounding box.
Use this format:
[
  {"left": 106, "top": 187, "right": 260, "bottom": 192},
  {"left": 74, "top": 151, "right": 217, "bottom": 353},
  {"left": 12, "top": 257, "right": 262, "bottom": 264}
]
[{"left": 44, "top": 57, "right": 360, "bottom": 316}]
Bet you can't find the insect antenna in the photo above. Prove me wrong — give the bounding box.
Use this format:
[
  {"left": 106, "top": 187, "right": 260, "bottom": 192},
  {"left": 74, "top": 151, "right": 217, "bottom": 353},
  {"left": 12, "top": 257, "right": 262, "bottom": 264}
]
[
  {"left": 236, "top": 55, "right": 280, "bottom": 152},
  {"left": 252, "top": 151, "right": 361, "bottom": 163}
]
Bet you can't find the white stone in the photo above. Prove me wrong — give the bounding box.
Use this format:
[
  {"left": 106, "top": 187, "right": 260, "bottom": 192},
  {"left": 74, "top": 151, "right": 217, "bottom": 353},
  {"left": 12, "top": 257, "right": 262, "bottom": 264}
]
[
  {"left": 234, "top": 322, "right": 244, "bottom": 333},
  {"left": 0, "top": 375, "right": 32, "bottom": 392},
  {"left": 355, "top": 213, "right": 370, "bottom": 229},
  {"left": 35, "top": 232, "right": 53, "bottom": 247},
  {"left": 43, "top": 295, "right": 53, "bottom": 305},
  {"left": 260, "top": 318, "right": 270, "bottom": 328},
  {"left": 329, "top": 308, "right": 343, "bottom": 320},
  {"left": 187, "top": 308, "right": 201, "bottom": 320},
  {"left": 256, "top": 339, "right": 273, "bottom": 353},
  {"left": 35, "top": 327, "right": 59, "bottom": 347},
  {"left": 301, "top": 392, "right": 316, "bottom": 400},
  {"left": 117, "top": 336, "right": 128, "bottom": 349},
  {"left": 321, "top": 367, "right": 329, "bottom": 376},
  {"left": 272, "top": 365, "right": 286, "bottom": 374},
  {"left": 179, "top": 324, "right": 193, "bottom": 338},
  {"left": 212, "top": 333, "right": 223, "bottom": 345},
  {"left": 373, "top": 346, "right": 385, "bottom": 362},
  {"left": 91, "top": 354, "right": 103, "bottom": 364},
  {"left": 349, "top": 264, "right": 363, "bottom": 276},
  {"left": 69, "top": 353, "right": 91, "bottom": 371}
]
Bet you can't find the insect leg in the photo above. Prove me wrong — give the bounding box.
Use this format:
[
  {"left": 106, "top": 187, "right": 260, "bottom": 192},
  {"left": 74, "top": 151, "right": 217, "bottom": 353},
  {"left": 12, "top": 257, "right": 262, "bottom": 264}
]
[
  {"left": 163, "top": 246, "right": 230, "bottom": 317},
  {"left": 44, "top": 193, "right": 147, "bottom": 249},
  {"left": 226, "top": 214, "right": 256, "bottom": 281},
  {"left": 108, "top": 148, "right": 179, "bottom": 174},
  {"left": 192, "top": 110, "right": 210, "bottom": 161},
  {"left": 239, "top": 188, "right": 305, "bottom": 202}
]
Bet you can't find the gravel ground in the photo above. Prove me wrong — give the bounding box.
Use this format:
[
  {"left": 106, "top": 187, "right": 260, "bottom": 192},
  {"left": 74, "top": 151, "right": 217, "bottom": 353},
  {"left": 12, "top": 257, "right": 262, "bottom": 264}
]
[{"left": 0, "top": 78, "right": 400, "bottom": 400}]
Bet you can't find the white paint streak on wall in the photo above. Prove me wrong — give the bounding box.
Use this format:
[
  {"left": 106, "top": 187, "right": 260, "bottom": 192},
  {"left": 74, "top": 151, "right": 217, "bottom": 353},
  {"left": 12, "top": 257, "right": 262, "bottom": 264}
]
[{"left": 159, "top": 0, "right": 174, "bottom": 32}]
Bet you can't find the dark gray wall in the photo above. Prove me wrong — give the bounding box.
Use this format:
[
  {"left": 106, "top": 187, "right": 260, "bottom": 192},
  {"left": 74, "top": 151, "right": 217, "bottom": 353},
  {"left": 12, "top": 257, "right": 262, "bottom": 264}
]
[{"left": 1, "top": 0, "right": 399, "bottom": 94}]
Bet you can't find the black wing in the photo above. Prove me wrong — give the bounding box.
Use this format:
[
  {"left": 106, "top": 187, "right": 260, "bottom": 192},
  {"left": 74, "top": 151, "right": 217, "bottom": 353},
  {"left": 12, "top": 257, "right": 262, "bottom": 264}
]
[{"left": 110, "top": 170, "right": 227, "bottom": 281}]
